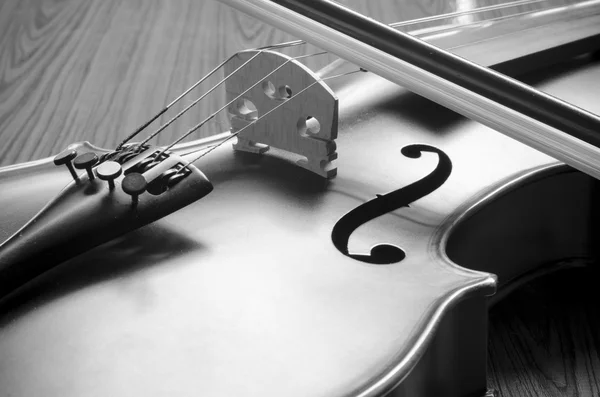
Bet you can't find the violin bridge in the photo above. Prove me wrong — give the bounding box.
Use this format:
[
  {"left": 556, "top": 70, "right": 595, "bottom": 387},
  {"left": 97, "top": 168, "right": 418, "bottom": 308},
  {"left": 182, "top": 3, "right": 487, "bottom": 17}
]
[{"left": 224, "top": 49, "right": 339, "bottom": 178}]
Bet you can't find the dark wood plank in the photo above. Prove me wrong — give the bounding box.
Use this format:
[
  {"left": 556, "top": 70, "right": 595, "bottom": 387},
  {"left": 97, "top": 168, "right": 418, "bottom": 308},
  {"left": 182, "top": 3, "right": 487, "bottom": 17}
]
[{"left": 488, "top": 265, "right": 600, "bottom": 397}]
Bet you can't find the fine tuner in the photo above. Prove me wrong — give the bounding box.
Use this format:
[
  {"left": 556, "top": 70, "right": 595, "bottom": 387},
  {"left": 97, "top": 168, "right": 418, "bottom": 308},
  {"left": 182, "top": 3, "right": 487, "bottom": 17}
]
[
  {"left": 55, "top": 148, "right": 147, "bottom": 206},
  {"left": 96, "top": 160, "right": 123, "bottom": 190},
  {"left": 0, "top": 143, "right": 213, "bottom": 298},
  {"left": 73, "top": 152, "right": 99, "bottom": 181}
]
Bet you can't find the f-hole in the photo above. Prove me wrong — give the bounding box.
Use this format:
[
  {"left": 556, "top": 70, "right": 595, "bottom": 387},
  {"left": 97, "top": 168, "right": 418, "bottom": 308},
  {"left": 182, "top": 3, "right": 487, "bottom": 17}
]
[{"left": 331, "top": 144, "right": 452, "bottom": 265}]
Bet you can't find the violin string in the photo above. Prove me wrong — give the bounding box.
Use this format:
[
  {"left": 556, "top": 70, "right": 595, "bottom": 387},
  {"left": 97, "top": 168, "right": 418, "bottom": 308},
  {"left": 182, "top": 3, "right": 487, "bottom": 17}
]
[
  {"left": 115, "top": 0, "right": 546, "bottom": 150},
  {"left": 389, "top": 0, "right": 546, "bottom": 28},
  {"left": 171, "top": 0, "right": 547, "bottom": 166},
  {"left": 240, "top": 0, "right": 549, "bottom": 51},
  {"left": 137, "top": 51, "right": 271, "bottom": 147},
  {"left": 415, "top": 8, "right": 540, "bottom": 38},
  {"left": 153, "top": 51, "right": 330, "bottom": 157},
  {"left": 178, "top": 144, "right": 218, "bottom": 157},
  {"left": 138, "top": 1, "right": 554, "bottom": 158},
  {"left": 162, "top": 116, "right": 232, "bottom": 157},
  {"left": 141, "top": 50, "right": 327, "bottom": 149},
  {"left": 153, "top": 3, "right": 548, "bottom": 151},
  {"left": 116, "top": 40, "right": 309, "bottom": 149},
  {"left": 178, "top": 69, "right": 365, "bottom": 170},
  {"left": 316, "top": 7, "right": 547, "bottom": 80},
  {"left": 126, "top": 0, "right": 555, "bottom": 158}
]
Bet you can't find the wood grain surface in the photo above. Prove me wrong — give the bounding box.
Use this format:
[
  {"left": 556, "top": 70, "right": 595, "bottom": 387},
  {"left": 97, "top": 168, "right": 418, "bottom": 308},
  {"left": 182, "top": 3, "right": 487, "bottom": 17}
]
[
  {"left": 0, "top": 1, "right": 598, "bottom": 396},
  {"left": 488, "top": 264, "right": 600, "bottom": 397}
]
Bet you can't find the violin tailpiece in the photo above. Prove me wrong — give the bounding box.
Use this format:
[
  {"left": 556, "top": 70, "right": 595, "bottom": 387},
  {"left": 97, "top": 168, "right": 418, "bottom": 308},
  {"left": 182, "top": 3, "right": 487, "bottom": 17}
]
[
  {"left": 224, "top": 49, "right": 339, "bottom": 179},
  {"left": 0, "top": 146, "right": 213, "bottom": 299}
]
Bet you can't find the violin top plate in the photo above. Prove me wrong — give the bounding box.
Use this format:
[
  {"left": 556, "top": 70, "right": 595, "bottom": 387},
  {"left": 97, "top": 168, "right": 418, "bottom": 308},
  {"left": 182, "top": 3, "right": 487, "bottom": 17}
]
[{"left": 0, "top": 48, "right": 599, "bottom": 397}]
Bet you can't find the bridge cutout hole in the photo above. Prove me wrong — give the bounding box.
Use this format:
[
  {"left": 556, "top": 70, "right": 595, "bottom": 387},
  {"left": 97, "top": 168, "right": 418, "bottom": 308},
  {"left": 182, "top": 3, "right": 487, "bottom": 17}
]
[
  {"left": 278, "top": 85, "right": 292, "bottom": 99},
  {"left": 263, "top": 81, "right": 292, "bottom": 100},
  {"left": 262, "top": 81, "right": 276, "bottom": 99},
  {"left": 297, "top": 116, "right": 321, "bottom": 137},
  {"left": 235, "top": 98, "right": 258, "bottom": 121}
]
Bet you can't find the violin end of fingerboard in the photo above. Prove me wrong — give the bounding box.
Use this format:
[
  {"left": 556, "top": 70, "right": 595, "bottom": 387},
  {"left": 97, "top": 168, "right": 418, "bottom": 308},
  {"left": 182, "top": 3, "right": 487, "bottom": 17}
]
[{"left": 225, "top": 49, "right": 339, "bottom": 179}]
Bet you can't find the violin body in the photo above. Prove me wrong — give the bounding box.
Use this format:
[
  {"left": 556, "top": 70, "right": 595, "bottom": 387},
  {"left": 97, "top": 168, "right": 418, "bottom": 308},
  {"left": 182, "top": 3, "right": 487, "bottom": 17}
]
[
  {"left": 1, "top": 0, "right": 600, "bottom": 396},
  {"left": 1, "top": 53, "right": 599, "bottom": 396}
]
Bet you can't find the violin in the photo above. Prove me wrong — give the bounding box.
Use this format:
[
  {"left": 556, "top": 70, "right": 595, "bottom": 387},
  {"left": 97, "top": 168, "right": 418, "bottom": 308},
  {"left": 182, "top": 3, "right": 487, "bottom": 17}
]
[{"left": 1, "top": 0, "right": 599, "bottom": 395}]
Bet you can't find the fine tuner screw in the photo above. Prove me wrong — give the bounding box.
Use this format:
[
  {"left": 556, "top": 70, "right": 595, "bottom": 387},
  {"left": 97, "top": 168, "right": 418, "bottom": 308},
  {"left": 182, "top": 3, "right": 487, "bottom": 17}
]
[
  {"left": 73, "top": 152, "right": 99, "bottom": 181},
  {"left": 122, "top": 173, "right": 147, "bottom": 206},
  {"left": 96, "top": 161, "right": 122, "bottom": 190},
  {"left": 53, "top": 149, "right": 79, "bottom": 182}
]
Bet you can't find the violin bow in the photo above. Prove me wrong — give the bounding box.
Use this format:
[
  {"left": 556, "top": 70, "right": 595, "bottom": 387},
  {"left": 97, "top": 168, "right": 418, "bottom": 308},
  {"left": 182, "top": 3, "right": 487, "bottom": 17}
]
[{"left": 216, "top": 0, "right": 600, "bottom": 180}]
